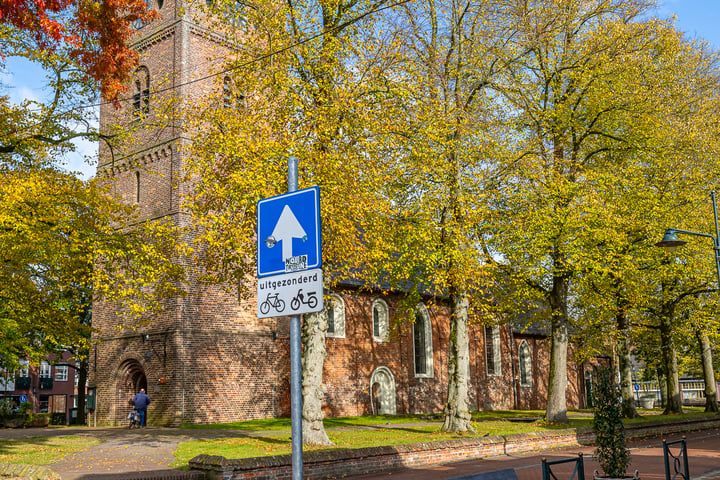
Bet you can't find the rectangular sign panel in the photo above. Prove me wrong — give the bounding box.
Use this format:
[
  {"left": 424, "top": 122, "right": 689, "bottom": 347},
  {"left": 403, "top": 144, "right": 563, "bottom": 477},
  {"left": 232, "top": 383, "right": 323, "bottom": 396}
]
[
  {"left": 257, "top": 187, "right": 321, "bottom": 278},
  {"left": 257, "top": 268, "right": 324, "bottom": 318}
]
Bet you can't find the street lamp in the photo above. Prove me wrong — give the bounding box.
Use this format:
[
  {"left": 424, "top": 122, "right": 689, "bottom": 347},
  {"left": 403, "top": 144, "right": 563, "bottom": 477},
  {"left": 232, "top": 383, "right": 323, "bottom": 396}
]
[{"left": 655, "top": 191, "right": 720, "bottom": 289}]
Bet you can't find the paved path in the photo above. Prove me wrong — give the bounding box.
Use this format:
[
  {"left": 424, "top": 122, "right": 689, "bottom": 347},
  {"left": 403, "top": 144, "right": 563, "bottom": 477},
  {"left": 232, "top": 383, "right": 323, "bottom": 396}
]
[
  {"left": 2, "top": 424, "right": 720, "bottom": 479},
  {"left": 2, "top": 426, "right": 264, "bottom": 479},
  {"left": 352, "top": 428, "right": 720, "bottom": 480}
]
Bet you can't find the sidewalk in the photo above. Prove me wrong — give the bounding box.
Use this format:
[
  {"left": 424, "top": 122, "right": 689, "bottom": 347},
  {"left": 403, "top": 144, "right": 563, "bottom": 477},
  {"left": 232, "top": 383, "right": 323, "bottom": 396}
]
[
  {"left": 351, "top": 428, "right": 720, "bottom": 480},
  {"left": 2, "top": 423, "right": 720, "bottom": 479}
]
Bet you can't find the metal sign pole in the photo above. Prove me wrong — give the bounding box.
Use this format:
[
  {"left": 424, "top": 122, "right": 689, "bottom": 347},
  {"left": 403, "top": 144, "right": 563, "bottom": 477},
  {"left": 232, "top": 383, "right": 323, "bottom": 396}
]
[{"left": 288, "top": 156, "right": 303, "bottom": 480}]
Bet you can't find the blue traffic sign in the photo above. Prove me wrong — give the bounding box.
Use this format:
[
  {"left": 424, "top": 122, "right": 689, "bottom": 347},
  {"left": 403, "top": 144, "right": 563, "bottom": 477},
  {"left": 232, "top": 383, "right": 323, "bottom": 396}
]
[{"left": 257, "top": 186, "right": 321, "bottom": 277}]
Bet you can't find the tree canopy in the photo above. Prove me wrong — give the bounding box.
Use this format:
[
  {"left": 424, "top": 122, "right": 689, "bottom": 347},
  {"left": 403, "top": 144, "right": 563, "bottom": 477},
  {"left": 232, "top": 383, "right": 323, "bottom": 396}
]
[{"left": 1, "top": 0, "right": 156, "bottom": 100}]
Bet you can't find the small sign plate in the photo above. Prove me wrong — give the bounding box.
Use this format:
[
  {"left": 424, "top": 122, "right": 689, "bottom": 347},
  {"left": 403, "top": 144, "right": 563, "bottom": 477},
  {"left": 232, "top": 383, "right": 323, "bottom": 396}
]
[{"left": 257, "top": 268, "right": 324, "bottom": 318}]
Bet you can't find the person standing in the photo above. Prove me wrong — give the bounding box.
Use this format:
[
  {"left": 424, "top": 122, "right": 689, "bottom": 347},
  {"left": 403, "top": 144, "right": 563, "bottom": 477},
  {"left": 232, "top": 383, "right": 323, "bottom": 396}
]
[{"left": 132, "top": 388, "right": 151, "bottom": 427}]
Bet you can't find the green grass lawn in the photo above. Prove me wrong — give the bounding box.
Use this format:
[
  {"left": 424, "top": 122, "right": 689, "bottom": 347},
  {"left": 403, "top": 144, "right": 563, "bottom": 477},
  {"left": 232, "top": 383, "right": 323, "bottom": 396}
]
[
  {"left": 171, "top": 408, "right": 712, "bottom": 467},
  {"left": 179, "top": 414, "right": 444, "bottom": 431},
  {"left": 0, "top": 436, "right": 101, "bottom": 465},
  {"left": 172, "top": 420, "right": 566, "bottom": 467}
]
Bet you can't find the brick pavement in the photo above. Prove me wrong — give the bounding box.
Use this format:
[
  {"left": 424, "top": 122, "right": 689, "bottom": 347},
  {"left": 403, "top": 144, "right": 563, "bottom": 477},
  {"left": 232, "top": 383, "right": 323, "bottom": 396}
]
[{"left": 351, "top": 428, "right": 720, "bottom": 480}]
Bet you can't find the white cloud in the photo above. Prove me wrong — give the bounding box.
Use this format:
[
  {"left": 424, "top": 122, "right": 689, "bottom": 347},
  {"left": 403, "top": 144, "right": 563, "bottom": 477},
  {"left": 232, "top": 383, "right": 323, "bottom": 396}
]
[
  {"left": 64, "top": 137, "right": 98, "bottom": 180},
  {"left": 3, "top": 57, "right": 98, "bottom": 179},
  {"left": 13, "top": 85, "right": 41, "bottom": 104}
]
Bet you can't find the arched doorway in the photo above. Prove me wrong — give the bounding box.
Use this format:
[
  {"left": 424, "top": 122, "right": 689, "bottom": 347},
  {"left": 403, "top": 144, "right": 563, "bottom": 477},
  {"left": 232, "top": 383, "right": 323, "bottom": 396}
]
[
  {"left": 370, "top": 367, "right": 396, "bottom": 415},
  {"left": 115, "top": 359, "right": 147, "bottom": 425}
]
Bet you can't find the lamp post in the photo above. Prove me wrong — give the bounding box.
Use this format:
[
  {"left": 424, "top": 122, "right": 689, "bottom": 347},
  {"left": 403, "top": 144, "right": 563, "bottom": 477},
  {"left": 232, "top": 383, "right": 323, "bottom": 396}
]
[
  {"left": 655, "top": 191, "right": 720, "bottom": 412},
  {"left": 655, "top": 191, "right": 720, "bottom": 289}
]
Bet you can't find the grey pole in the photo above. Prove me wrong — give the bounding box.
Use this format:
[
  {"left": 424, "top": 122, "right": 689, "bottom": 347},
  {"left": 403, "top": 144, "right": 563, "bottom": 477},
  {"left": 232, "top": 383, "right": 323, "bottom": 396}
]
[
  {"left": 711, "top": 191, "right": 720, "bottom": 290},
  {"left": 288, "top": 156, "right": 303, "bottom": 480}
]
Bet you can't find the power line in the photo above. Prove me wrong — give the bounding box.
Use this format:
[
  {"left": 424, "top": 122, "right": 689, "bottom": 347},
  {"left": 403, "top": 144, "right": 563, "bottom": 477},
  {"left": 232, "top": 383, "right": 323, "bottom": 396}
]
[{"left": 11, "top": 0, "right": 412, "bottom": 116}]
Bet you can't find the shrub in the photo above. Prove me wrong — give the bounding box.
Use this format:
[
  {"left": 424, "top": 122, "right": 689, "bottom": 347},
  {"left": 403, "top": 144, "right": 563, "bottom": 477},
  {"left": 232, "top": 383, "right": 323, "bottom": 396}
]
[
  {"left": 0, "top": 398, "right": 13, "bottom": 417},
  {"left": 51, "top": 412, "right": 66, "bottom": 425},
  {"left": 592, "top": 367, "right": 630, "bottom": 478},
  {"left": 24, "top": 413, "right": 51, "bottom": 427}
]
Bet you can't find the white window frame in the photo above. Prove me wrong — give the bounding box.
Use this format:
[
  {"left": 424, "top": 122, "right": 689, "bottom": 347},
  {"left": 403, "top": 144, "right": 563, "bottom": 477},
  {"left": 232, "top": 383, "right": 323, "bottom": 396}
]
[
  {"left": 325, "top": 294, "right": 345, "bottom": 338},
  {"left": 55, "top": 365, "right": 69, "bottom": 382},
  {"left": 412, "top": 303, "right": 434, "bottom": 378},
  {"left": 19, "top": 360, "right": 29, "bottom": 377},
  {"left": 518, "top": 340, "right": 532, "bottom": 387},
  {"left": 372, "top": 298, "right": 389, "bottom": 342},
  {"left": 485, "top": 325, "right": 502, "bottom": 376},
  {"left": 0, "top": 369, "right": 14, "bottom": 391},
  {"left": 40, "top": 361, "right": 51, "bottom": 379}
]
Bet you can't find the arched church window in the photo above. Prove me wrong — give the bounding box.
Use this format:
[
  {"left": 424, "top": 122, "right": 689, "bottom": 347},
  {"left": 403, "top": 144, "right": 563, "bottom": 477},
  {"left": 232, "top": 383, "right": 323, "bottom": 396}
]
[
  {"left": 223, "top": 77, "right": 232, "bottom": 108},
  {"left": 135, "top": 171, "right": 141, "bottom": 203},
  {"left": 413, "top": 303, "right": 433, "bottom": 378},
  {"left": 372, "top": 298, "right": 388, "bottom": 342},
  {"left": 485, "top": 325, "right": 501, "bottom": 376},
  {"left": 132, "top": 66, "right": 150, "bottom": 117},
  {"left": 518, "top": 340, "right": 532, "bottom": 387},
  {"left": 325, "top": 294, "right": 345, "bottom": 338}
]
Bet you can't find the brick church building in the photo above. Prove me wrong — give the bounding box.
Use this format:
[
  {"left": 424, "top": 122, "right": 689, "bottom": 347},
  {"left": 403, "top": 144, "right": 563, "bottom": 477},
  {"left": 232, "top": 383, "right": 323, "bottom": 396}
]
[{"left": 89, "top": 0, "right": 592, "bottom": 426}]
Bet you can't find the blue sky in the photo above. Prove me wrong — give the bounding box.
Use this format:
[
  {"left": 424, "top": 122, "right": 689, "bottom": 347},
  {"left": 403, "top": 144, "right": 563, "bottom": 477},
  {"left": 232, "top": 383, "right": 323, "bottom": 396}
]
[
  {"left": 1, "top": 0, "right": 719, "bottom": 179},
  {"left": 657, "top": 0, "right": 720, "bottom": 46}
]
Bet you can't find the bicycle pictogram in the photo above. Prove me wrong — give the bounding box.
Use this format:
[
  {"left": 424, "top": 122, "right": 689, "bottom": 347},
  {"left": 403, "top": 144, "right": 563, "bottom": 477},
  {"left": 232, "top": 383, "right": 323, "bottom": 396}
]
[
  {"left": 290, "top": 289, "right": 318, "bottom": 311},
  {"left": 259, "top": 292, "right": 286, "bottom": 315}
]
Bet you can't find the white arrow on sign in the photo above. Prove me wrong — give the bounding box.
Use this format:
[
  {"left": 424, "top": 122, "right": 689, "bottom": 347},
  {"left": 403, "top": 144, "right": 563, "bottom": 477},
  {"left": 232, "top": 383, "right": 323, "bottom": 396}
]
[{"left": 266, "top": 205, "right": 308, "bottom": 261}]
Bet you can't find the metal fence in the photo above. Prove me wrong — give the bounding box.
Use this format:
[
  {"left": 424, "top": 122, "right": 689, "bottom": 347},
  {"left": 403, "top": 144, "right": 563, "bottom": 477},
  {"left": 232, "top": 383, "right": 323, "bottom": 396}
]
[
  {"left": 663, "top": 437, "right": 689, "bottom": 480},
  {"left": 633, "top": 379, "right": 716, "bottom": 406},
  {"left": 541, "top": 454, "right": 585, "bottom": 480}
]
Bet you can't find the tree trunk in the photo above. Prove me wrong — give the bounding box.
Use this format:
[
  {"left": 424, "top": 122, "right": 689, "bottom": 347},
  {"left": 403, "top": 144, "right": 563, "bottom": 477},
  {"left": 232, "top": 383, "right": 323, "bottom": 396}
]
[
  {"left": 546, "top": 271, "right": 569, "bottom": 424},
  {"left": 696, "top": 329, "right": 718, "bottom": 413},
  {"left": 301, "top": 310, "right": 332, "bottom": 445},
  {"left": 442, "top": 294, "right": 474, "bottom": 432},
  {"left": 659, "top": 314, "right": 682, "bottom": 414},
  {"left": 76, "top": 356, "right": 89, "bottom": 425},
  {"left": 657, "top": 366, "right": 667, "bottom": 409},
  {"left": 616, "top": 312, "right": 638, "bottom": 419}
]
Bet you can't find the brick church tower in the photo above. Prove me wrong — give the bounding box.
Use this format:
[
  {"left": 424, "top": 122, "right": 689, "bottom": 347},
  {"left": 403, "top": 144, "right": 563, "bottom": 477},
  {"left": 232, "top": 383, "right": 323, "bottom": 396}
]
[
  {"left": 89, "top": 0, "right": 288, "bottom": 426},
  {"left": 90, "top": 0, "right": 591, "bottom": 427}
]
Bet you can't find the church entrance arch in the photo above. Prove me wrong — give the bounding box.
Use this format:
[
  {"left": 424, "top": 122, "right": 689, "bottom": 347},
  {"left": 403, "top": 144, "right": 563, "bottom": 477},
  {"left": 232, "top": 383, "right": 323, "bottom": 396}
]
[
  {"left": 370, "top": 367, "right": 396, "bottom": 415},
  {"left": 115, "top": 359, "right": 147, "bottom": 425}
]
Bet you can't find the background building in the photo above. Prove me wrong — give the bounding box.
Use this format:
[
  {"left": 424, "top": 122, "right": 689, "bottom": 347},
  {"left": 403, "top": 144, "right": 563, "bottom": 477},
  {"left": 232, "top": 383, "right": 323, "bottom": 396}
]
[{"left": 1, "top": 352, "right": 85, "bottom": 424}]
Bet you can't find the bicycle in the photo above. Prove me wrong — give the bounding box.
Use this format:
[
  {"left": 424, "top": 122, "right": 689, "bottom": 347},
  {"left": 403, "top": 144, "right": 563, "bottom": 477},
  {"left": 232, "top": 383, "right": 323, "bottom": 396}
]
[
  {"left": 259, "top": 292, "right": 286, "bottom": 315},
  {"left": 127, "top": 409, "right": 140, "bottom": 429}
]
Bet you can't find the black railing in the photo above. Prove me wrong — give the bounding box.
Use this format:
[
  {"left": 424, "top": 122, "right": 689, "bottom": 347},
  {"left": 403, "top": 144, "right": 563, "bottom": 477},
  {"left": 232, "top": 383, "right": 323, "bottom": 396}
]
[
  {"left": 542, "top": 453, "right": 585, "bottom": 480},
  {"left": 663, "top": 437, "right": 689, "bottom": 480}
]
